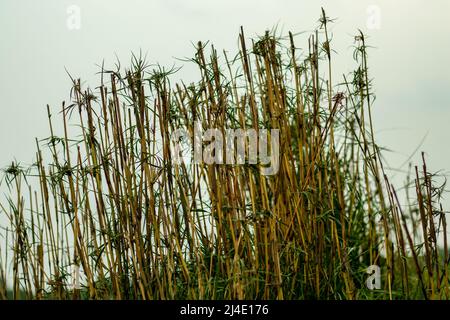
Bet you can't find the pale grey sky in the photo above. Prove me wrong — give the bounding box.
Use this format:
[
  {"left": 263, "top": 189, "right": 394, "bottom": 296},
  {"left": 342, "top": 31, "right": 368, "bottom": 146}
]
[{"left": 0, "top": 0, "right": 449, "bottom": 195}]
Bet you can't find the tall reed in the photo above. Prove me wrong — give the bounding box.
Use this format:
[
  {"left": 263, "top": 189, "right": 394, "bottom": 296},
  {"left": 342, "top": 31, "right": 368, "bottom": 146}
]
[{"left": 0, "top": 10, "right": 448, "bottom": 300}]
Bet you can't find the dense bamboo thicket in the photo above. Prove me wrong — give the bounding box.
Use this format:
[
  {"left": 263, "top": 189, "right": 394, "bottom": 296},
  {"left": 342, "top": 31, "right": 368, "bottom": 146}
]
[{"left": 0, "top": 11, "right": 448, "bottom": 300}]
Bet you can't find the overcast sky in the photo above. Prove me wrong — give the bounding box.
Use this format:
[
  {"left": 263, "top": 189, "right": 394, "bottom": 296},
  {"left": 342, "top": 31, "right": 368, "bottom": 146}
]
[{"left": 1, "top": 0, "right": 449, "bottom": 197}]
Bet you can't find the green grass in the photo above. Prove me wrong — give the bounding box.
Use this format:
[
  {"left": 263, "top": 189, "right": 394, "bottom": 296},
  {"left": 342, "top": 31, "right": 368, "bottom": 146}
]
[{"left": 0, "top": 10, "right": 448, "bottom": 300}]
